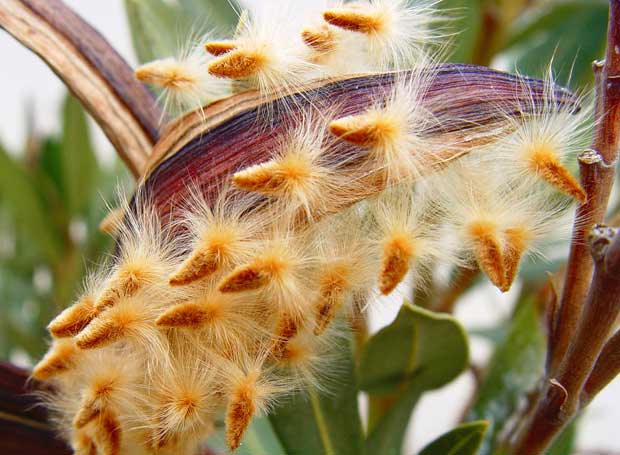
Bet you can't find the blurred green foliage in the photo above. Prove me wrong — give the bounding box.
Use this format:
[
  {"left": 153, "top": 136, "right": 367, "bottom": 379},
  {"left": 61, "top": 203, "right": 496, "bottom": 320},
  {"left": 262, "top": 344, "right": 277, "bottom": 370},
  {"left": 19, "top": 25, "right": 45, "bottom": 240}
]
[{"left": 0, "top": 96, "right": 131, "bottom": 362}]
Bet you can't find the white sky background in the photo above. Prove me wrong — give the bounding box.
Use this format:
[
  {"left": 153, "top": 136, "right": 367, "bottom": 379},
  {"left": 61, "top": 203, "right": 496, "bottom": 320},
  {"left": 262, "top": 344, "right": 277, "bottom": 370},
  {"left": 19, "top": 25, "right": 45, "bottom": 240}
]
[{"left": 0, "top": 0, "right": 618, "bottom": 452}]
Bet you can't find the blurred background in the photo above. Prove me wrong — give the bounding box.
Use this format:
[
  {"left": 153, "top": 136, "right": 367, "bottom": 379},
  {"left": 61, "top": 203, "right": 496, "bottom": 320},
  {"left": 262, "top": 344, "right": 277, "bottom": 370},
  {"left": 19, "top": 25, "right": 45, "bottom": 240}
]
[{"left": 0, "top": 0, "right": 616, "bottom": 453}]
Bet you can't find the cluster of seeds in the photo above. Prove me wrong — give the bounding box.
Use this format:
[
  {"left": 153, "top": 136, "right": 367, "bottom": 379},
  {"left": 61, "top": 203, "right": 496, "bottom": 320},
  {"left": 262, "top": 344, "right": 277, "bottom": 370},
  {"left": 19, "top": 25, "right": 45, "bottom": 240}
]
[{"left": 33, "top": 1, "right": 589, "bottom": 454}]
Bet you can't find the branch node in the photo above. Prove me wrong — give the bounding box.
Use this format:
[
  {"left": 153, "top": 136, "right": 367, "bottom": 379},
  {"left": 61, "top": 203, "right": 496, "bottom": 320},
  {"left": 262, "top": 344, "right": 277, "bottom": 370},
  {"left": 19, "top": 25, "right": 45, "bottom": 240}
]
[
  {"left": 588, "top": 224, "right": 618, "bottom": 262},
  {"left": 546, "top": 379, "right": 569, "bottom": 421},
  {"left": 593, "top": 59, "right": 605, "bottom": 72},
  {"left": 579, "top": 148, "right": 603, "bottom": 165}
]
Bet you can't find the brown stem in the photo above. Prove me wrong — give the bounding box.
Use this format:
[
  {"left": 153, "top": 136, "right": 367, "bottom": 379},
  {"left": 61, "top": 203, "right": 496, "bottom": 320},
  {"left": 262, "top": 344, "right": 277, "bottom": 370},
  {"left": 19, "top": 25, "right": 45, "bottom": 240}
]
[
  {"left": 508, "top": 2, "right": 620, "bottom": 452},
  {"left": 0, "top": 0, "right": 163, "bottom": 177},
  {"left": 434, "top": 265, "right": 480, "bottom": 313},
  {"left": 511, "top": 226, "right": 620, "bottom": 453},
  {"left": 549, "top": 0, "right": 620, "bottom": 374},
  {"left": 582, "top": 329, "right": 620, "bottom": 404}
]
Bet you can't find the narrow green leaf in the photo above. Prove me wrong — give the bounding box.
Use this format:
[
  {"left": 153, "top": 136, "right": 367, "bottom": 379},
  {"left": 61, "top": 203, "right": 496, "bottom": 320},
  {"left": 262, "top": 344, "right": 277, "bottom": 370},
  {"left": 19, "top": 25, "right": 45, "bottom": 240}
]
[
  {"left": 546, "top": 419, "right": 578, "bottom": 455},
  {"left": 124, "top": 0, "right": 179, "bottom": 63},
  {"left": 467, "top": 299, "right": 546, "bottom": 455},
  {"left": 360, "top": 303, "right": 469, "bottom": 455},
  {"left": 0, "top": 144, "right": 62, "bottom": 264},
  {"left": 38, "top": 138, "right": 64, "bottom": 197},
  {"left": 60, "top": 94, "right": 98, "bottom": 215},
  {"left": 419, "top": 421, "right": 489, "bottom": 455},
  {"left": 124, "top": 0, "right": 240, "bottom": 64},
  {"left": 177, "top": 0, "right": 240, "bottom": 29},
  {"left": 439, "top": 0, "right": 482, "bottom": 63},
  {"left": 269, "top": 335, "right": 364, "bottom": 455}
]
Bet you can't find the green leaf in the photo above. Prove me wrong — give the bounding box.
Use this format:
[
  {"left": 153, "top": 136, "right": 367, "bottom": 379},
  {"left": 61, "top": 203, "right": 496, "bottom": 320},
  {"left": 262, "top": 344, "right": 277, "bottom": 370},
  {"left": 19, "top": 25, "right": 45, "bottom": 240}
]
[
  {"left": 238, "top": 416, "right": 286, "bottom": 455},
  {"left": 546, "top": 419, "right": 578, "bottom": 455},
  {"left": 467, "top": 299, "right": 546, "bottom": 455},
  {"left": 60, "top": 94, "right": 98, "bottom": 215},
  {"left": 359, "top": 303, "right": 469, "bottom": 394},
  {"left": 469, "top": 325, "right": 508, "bottom": 345},
  {"left": 439, "top": 0, "right": 482, "bottom": 63},
  {"left": 124, "top": 0, "right": 240, "bottom": 64},
  {"left": 177, "top": 0, "right": 240, "bottom": 29},
  {"left": 360, "top": 303, "right": 469, "bottom": 455},
  {"left": 124, "top": 0, "right": 180, "bottom": 63},
  {"left": 499, "top": 0, "right": 608, "bottom": 88},
  {"left": 365, "top": 380, "right": 422, "bottom": 455},
  {"left": 269, "top": 335, "right": 364, "bottom": 455},
  {"left": 419, "top": 421, "right": 489, "bottom": 455},
  {"left": 207, "top": 416, "right": 286, "bottom": 455},
  {"left": 0, "top": 144, "right": 63, "bottom": 264}
]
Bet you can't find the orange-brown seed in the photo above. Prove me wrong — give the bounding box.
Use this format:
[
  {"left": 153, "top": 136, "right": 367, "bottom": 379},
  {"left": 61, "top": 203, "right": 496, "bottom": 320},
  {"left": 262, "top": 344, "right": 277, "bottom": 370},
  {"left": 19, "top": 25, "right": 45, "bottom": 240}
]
[
  {"left": 501, "top": 227, "right": 529, "bottom": 292},
  {"left": 379, "top": 234, "right": 414, "bottom": 295},
  {"left": 32, "top": 341, "right": 79, "bottom": 381},
  {"left": 208, "top": 49, "right": 266, "bottom": 79},
  {"left": 169, "top": 248, "right": 219, "bottom": 286},
  {"left": 48, "top": 296, "right": 97, "bottom": 338},
  {"left": 225, "top": 377, "right": 257, "bottom": 451},
  {"left": 323, "top": 8, "right": 385, "bottom": 34},
  {"left": 301, "top": 25, "right": 336, "bottom": 53},
  {"left": 330, "top": 114, "right": 397, "bottom": 147},
  {"left": 204, "top": 40, "right": 237, "bottom": 56},
  {"left": 468, "top": 221, "right": 505, "bottom": 290},
  {"left": 528, "top": 147, "right": 586, "bottom": 203}
]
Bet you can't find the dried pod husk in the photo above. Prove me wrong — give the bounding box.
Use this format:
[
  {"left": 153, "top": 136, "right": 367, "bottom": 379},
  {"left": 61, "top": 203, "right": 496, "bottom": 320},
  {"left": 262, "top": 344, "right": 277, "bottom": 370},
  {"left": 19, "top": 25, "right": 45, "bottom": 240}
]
[{"left": 140, "top": 64, "right": 578, "bottom": 224}]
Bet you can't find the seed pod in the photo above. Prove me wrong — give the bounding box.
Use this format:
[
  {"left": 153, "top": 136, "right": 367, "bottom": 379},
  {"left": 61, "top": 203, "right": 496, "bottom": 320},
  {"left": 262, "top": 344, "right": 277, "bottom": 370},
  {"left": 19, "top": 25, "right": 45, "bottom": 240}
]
[{"left": 141, "top": 65, "right": 578, "bottom": 224}]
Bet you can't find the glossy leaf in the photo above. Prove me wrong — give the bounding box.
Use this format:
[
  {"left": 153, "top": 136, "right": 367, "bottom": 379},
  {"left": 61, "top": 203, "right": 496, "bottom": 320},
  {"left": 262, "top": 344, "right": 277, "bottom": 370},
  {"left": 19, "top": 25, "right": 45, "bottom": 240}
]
[
  {"left": 365, "top": 379, "right": 421, "bottom": 455},
  {"left": 418, "top": 421, "right": 489, "bottom": 455},
  {"left": 269, "top": 335, "right": 364, "bottom": 455},
  {"left": 467, "top": 299, "right": 546, "bottom": 455},
  {"left": 361, "top": 303, "right": 469, "bottom": 455},
  {"left": 207, "top": 416, "right": 286, "bottom": 455},
  {"left": 359, "top": 303, "right": 469, "bottom": 394}
]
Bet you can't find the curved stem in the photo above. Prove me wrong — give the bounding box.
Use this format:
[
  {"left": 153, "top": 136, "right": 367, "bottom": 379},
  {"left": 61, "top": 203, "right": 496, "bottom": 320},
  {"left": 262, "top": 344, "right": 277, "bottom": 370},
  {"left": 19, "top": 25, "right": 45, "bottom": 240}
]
[
  {"left": 0, "top": 0, "right": 163, "bottom": 177},
  {"left": 0, "top": 362, "right": 70, "bottom": 454}
]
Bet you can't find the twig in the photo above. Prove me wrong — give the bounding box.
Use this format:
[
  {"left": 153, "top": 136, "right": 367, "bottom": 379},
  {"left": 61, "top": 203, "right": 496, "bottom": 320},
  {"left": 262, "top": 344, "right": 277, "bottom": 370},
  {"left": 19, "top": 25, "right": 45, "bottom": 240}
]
[
  {"left": 0, "top": 0, "right": 163, "bottom": 177},
  {"left": 550, "top": 0, "right": 620, "bottom": 373},
  {"left": 582, "top": 329, "right": 620, "bottom": 404},
  {"left": 508, "top": 2, "right": 620, "bottom": 451},
  {"left": 434, "top": 265, "right": 480, "bottom": 313},
  {"left": 511, "top": 226, "right": 620, "bottom": 453}
]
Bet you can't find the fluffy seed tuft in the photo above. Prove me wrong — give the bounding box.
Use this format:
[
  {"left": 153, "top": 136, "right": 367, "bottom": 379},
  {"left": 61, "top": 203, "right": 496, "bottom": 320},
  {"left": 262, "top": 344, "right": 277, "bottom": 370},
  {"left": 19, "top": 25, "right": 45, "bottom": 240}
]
[
  {"left": 467, "top": 220, "right": 505, "bottom": 289},
  {"left": 379, "top": 232, "right": 414, "bottom": 295},
  {"left": 32, "top": 339, "right": 80, "bottom": 381},
  {"left": 204, "top": 40, "right": 237, "bottom": 56},
  {"left": 48, "top": 296, "right": 97, "bottom": 338}
]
